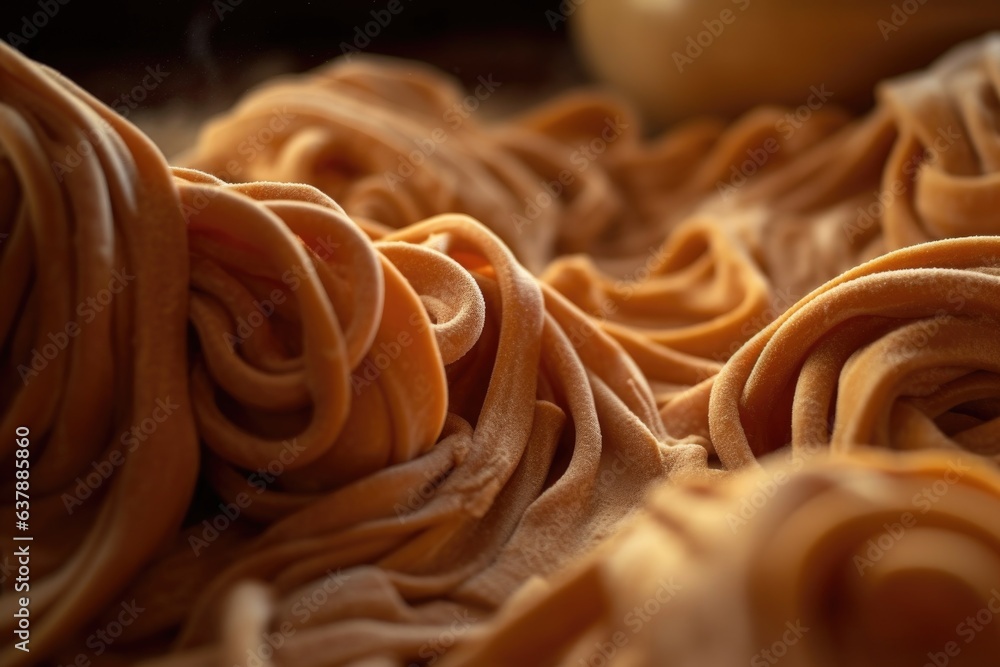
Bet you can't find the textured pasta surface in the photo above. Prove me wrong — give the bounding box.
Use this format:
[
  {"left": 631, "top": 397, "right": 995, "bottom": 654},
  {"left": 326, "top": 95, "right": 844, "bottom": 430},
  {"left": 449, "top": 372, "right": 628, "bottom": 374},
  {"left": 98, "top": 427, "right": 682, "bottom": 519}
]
[
  {"left": 2, "top": 30, "right": 1000, "bottom": 667},
  {"left": 441, "top": 450, "right": 1000, "bottom": 667}
]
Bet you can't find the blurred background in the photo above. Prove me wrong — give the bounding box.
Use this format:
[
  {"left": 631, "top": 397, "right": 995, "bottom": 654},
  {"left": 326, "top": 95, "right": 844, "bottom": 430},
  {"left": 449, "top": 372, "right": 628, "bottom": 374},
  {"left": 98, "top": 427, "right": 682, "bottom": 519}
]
[
  {"left": 0, "top": 0, "right": 583, "bottom": 154},
  {"left": 2, "top": 0, "right": 1000, "bottom": 155}
]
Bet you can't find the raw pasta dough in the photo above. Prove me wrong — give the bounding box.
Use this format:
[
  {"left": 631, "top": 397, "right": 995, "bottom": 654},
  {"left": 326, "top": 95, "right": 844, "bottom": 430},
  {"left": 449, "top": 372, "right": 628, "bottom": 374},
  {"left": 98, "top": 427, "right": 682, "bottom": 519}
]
[
  {"left": 441, "top": 450, "right": 1000, "bottom": 667},
  {"left": 2, "top": 25, "right": 1000, "bottom": 667},
  {"left": 0, "top": 41, "right": 708, "bottom": 667}
]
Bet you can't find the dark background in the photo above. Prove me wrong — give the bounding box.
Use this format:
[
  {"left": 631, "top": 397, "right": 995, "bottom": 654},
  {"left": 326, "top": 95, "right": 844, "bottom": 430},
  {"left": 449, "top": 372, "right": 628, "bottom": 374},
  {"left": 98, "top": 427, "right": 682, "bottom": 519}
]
[
  {"left": 0, "top": 1, "right": 580, "bottom": 105},
  {"left": 1, "top": 0, "right": 582, "bottom": 154},
  {"left": 5, "top": 0, "right": 1000, "bottom": 156}
]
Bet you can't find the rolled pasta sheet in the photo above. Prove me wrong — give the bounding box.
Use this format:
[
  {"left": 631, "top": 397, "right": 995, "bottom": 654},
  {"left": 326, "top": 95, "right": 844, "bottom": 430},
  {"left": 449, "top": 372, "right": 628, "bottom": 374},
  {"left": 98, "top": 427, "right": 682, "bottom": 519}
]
[
  {"left": 709, "top": 236, "right": 1000, "bottom": 469},
  {"left": 0, "top": 43, "right": 716, "bottom": 665},
  {"left": 125, "top": 211, "right": 712, "bottom": 665},
  {"left": 439, "top": 450, "right": 1000, "bottom": 667},
  {"left": 177, "top": 57, "right": 574, "bottom": 273},
  {"left": 175, "top": 52, "right": 850, "bottom": 410},
  {"left": 877, "top": 34, "right": 1000, "bottom": 249},
  {"left": 700, "top": 32, "right": 1000, "bottom": 295},
  {"left": 177, "top": 54, "right": 848, "bottom": 277},
  {"left": 177, "top": 36, "right": 1000, "bottom": 392},
  {"left": 0, "top": 42, "right": 198, "bottom": 665},
  {"left": 30, "top": 179, "right": 712, "bottom": 663},
  {"left": 541, "top": 35, "right": 1000, "bottom": 424},
  {"left": 542, "top": 217, "right": 772, "bottom": 408},
  {"left": 6, "top": 19, "right": 1000, "bottom": 667}
]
